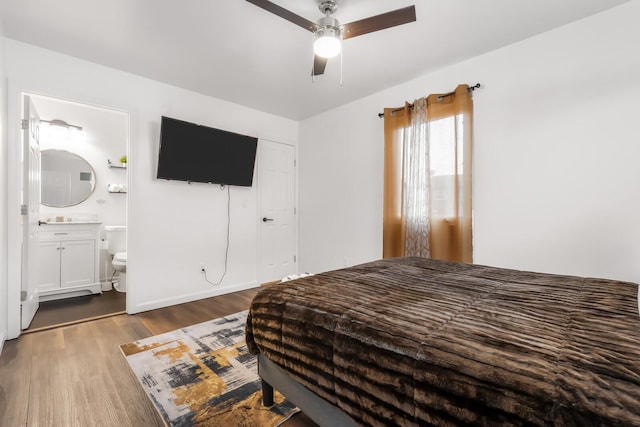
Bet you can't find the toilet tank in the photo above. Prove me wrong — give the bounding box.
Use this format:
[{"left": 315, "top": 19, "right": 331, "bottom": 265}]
[{"left": 105, "top": 225, "right": 127, "bottom": 254}]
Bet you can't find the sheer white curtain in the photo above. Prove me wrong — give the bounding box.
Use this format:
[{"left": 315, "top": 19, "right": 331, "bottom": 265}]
[{"left": 402, "top": 98, "right": 430, "bottom": 257}]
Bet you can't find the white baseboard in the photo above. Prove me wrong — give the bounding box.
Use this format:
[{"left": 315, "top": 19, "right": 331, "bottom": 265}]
[
  {"left": 129, "top": 280, "right": 259, "bottom": 314},
  {"left": 0, "top": 331, "right": 6, "bottom": 356}
]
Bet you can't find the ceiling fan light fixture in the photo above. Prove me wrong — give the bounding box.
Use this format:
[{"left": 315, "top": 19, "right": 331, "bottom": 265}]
[
  {"left": 314, "top": 26, "right": 341, "bottom": 58},
  {"left": 314, "top": 15, "right": 341, "bottom": 59}
]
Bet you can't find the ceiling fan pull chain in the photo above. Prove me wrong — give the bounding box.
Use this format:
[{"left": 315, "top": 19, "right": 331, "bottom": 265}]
[{"left": 340, "top": 47, "right": 343, "bottom": 86}]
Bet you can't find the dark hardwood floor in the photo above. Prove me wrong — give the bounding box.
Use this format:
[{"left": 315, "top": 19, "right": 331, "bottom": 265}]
[
  {"left": 27, "top": 290, "right": 127, "bottom": 332},
  {"left": 0, "top": 288, "right": 317, "bottom": 427}
]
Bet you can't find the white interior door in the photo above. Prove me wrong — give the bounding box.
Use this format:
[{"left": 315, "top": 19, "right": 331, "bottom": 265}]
[
  {"left": 21, "top": 95, "right": 41, "bottom": 329},
  {"left": 259, "top": 140, "right": 296, "bottom": 283}
]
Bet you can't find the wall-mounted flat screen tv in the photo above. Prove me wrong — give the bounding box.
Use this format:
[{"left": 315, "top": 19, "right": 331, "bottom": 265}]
[{"left": 157, "top": 116, "right": 258, "bottom": 187}]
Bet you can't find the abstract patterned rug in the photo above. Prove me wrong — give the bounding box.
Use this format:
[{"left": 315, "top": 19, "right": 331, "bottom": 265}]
[{"left": 120, "top": 310, "right": 298, "bottom": 427}]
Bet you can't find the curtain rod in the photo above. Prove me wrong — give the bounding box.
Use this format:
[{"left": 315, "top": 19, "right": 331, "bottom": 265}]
[{"left": 377, "top": 83, "right": 481, "bottom": 118}]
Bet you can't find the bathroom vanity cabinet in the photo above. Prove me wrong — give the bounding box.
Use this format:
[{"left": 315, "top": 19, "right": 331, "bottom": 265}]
[{"left": 37, "top": 223, "right": 102, "bottom": 301}]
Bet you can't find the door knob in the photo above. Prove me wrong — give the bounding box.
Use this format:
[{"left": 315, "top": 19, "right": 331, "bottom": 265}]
[{"left": 262, "top": 217, "right": 274, "bottom": 222}]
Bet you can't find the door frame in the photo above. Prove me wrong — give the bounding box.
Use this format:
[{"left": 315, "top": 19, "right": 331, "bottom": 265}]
[
  {"left": 256, "top": 139, "right": 299, "bottom": 284},
  {"left": 6, "top": 81, "right": 133, "bottom": 339}
]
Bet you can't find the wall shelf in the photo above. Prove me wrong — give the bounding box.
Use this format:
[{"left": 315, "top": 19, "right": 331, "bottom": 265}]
[
  {"left": 107, "top": 159, "right": 127, "bottom": 169},
  {"left": 107, "top": 184, "right": 127, "bottom": 193}
]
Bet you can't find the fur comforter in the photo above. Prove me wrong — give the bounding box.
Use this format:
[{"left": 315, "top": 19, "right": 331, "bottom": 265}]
[{"left": 246, "top": 257, "right": 640, "bottom": 426}]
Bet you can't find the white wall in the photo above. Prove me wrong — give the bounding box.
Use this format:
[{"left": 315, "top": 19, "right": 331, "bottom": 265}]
[
  {"left": 4, "top": 39, "right": 298, "bottom": 328},
  {"left": 299, "top": 0, "right": 640, "bottom": 283},
  {"left": 0, "top": 17, "right": 7, "bottom": 351}
]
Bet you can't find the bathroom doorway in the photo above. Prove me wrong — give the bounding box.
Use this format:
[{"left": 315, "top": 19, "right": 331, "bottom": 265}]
[{"left": 23, "top": 94, "right": 129, "bottom": 332}]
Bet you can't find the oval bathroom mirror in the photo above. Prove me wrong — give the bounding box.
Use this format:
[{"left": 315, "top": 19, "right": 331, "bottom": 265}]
[{"left": 41, "top": 149, "right": 96, "bottom": 207}]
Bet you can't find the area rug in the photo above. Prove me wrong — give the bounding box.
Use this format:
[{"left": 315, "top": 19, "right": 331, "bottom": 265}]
[{"left": 120, "top": 310, "right": 298, "bottom": 427}]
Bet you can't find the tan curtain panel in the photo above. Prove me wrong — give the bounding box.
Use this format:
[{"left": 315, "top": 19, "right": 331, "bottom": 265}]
[
  {"left": 383, "top": 102, "right": 410, "bottom": 258},
  {"left": 383, "top": 84, "right": 473, "bottom": 262}
]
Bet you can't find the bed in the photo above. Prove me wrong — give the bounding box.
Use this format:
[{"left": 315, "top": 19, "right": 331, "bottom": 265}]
[{"left": 245, "top": 257, "right": 640, "bottom": 426}]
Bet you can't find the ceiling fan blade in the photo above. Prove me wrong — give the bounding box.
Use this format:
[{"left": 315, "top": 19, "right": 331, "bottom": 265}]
[
  {"left": 246, "top": 0, "right": 317, "bottom": 32},
  {"left": 342, "top": 5, "right": 416, "bottom": 40},
  {"left": 312, "top": 55, "right": 328, "bottom": 76}
]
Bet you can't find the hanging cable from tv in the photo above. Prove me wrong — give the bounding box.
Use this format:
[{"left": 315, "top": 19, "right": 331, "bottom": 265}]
[{"left": 202, "top": 184, "right": 230, "bottom": 286}]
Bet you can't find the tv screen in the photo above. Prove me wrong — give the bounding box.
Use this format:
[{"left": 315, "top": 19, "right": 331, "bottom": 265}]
[{"left": 157, "top": 116, "right": 258, "bottom": 187}]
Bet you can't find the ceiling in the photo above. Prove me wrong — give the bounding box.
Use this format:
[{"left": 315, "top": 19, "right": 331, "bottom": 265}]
[{"left": 0, "top": 0, "right": 630, "bottom": 121}]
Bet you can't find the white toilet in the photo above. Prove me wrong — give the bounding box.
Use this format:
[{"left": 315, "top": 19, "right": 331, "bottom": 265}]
[{"left": 105, "top": 225, "right": 127, "bottom": 292}]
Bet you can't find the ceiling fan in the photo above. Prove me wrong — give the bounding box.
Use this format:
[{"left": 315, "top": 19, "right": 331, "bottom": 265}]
[{"left": 246, "top": 0, "right": 417, "bottom": 76}]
